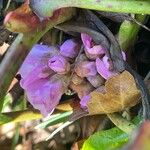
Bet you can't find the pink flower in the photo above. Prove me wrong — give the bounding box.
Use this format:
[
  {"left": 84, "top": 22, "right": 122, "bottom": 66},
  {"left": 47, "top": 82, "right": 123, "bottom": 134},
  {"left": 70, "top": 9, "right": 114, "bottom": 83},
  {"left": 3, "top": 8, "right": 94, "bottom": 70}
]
[
  {"left": 81, "top": 33, "right": 105, "bottom": 59},
  {"left": 48, "top": 55, "right": 70, "bottom": 74},
  {"left": 96, "top": 53, "right": 126, "bottom": 80},
  {"left": 80, "top": 95, "right": 91, "bottom": 110},
  {"left": 19, "top": 44, "right": 66, "bottom": 116},
  {"left": 75, "top": 61, "right": 97, "bottom": 78},
  {"left": 96, "top": 56, "right": 117, "bottom": 80},
  {"left": 60, "top": 39, "right": 80, "bottom": 58},
  {"left": 25, "top": 77, "right": 65, "bottom": 116}
]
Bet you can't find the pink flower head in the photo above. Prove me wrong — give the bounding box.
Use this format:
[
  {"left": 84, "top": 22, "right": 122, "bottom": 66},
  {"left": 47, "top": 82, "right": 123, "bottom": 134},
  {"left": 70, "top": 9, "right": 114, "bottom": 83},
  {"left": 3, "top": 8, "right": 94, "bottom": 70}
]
[
  {"left": 96, "top": 56, "right": 117, "bottom": 80},
  {"left": 19, "top": 44, "right": 66, "bottom": 116},
  {"left": 60, "top": 39, "right": 80, "bottom": 58},
  {"left": 81, "top": 33, "right": 105, "bottom": 59},
  {"left": 75, "top": 61, "right": 97, "bottom": 78},
  {"left": 48, "top": 55, "right": 70, "bottom": 74}
]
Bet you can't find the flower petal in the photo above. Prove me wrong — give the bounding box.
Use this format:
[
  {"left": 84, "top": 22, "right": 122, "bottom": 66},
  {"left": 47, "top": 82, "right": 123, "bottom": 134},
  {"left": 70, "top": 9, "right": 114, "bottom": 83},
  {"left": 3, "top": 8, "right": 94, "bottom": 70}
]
[
  {"left": 80, "top": 95, "right": 91, "bottom": 109},
  {"left": 48, "top": 55, "right": 70, "bottom": 74},
  {"left": 60, "top": 39, "right": 80, "bottom": 58},
  {"left": 81, "top": 33, "right": 105, "bottom": 59},
  {"left": 96, "top": 58, "right": 117, "bottom": 79},
  {"left": 81, "top": 33, "right": 92, "bottom": 48},
  {"left": 75, "top": 61, "right": 97, "bottom": 77},
  {"left": 19, "top": 44, "right": 58, "bottom": 79},
  {"left": 23, "top": 77, "right": 64, "bottom": 116},
  {"left": 20, "top": 64, "right": 53, "bottom": 89}
]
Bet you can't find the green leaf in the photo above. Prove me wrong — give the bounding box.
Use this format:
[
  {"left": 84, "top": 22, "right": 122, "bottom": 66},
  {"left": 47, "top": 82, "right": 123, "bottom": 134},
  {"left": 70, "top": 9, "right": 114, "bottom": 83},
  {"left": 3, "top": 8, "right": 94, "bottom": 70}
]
[
  {"left": 118, "top": 15, "right": 146, "bottom": 51},
  {"left": 82, "top": 127, "right": 128, "bottom": 150},
  {"left": 30, "top": 0, "right": 150, "bottom": 18},
  {"left": 35, "top": 111, "right": 73, "bottom": 129},
  {"left": 0, "top": 109, "right": 42, "bottom": 125},
  {"left": 82, "top": 116, "right": 141, "bottom": 150},
  {"left": 0, "top": 113, "right": 12, "bottom": 124}
]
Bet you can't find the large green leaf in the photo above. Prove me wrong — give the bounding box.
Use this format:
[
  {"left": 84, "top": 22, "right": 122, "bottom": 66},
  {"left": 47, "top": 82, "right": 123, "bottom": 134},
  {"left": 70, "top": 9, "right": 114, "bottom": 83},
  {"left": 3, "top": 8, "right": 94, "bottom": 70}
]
[
  {"left": 82, "top": 116, "right": 141, "bottom": 150},
  {"left": 30, "top": 0, "right": 150, "bottom": 18},
  {"left": 82, "top": 127, "right": 128, "bottom": 150}
]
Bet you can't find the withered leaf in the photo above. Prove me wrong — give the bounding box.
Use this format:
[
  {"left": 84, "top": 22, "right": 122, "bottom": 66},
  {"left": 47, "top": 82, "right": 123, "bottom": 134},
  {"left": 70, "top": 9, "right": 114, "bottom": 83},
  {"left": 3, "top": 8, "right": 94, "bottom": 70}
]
[{"left": 87, "top": 71, "right": 141, "bottom": 115}]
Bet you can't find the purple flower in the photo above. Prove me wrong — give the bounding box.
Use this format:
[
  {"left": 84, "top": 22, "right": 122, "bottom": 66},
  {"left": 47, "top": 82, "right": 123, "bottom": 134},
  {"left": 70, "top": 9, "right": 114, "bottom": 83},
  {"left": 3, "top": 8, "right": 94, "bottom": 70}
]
[
  {"left": 75, "top": 61, "right": 97, "bottom": 78},
  {"left": 81, "top": 33, "right": 105, "bottom": 59},
  {"left": 19, "top": 44, "right": 66, "bottom": 116},
  {"left": 19, "top": 44, "right": 56, "bottom": 79},
  {"left": 60, "top": 39, "right": 80, "bottom": 58},
  {"left": 25, "top": 77, "right": 65, "bottom": 116},
  {"left": 80, "top": 86, "right": 105, "bottom": 109},
  {"left": 96, "top": 56, "right": 117, "bottom": 80},
  {"left": 80, "top": 95, "right": 91, "bottom": 110},
  {"left": 48, "top": 55, "right": 70, "bottom": 74},
  {"left": 70, "top": 81, "right": 94, "bottom": 99}
]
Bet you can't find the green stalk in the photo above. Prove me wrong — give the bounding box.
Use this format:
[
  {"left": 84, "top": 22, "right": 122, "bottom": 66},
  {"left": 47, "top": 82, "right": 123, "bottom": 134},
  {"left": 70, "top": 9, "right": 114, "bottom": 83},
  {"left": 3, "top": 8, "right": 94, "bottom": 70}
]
[{"left": 31, "top": 0, "right": 150, "bottom": 18}]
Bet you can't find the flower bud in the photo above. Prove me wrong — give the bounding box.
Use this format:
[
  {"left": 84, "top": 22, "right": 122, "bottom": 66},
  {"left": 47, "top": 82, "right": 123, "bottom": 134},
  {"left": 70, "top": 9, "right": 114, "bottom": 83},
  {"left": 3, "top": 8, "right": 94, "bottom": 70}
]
[
  {"left": 96, "top": 57, "right": 117, "bottom": 80},
  {"left": 87, "top": 75, "right": 105, "bottom": 88},
  {"left": 60, "top": 39, "right": 80, "bottom": 58},
  {"left": 70, "top": 81, "right": 94, "bottom": 99},
  {"left": 81, "top": 33, "right": 105, "bottom": 60},
  {"left": 48, "top": 55, "right": 70, "bottom": 74},
  {"left": 4, "top": 3, "right": 41, "bottom": 33},
  {"left": 80, "top": 95, "right": 91, "bottom": 109},
  {"left": 75, "top": 61, "right": 97, "bottom": 78},
  {"left": 71, "top": 73, "right": 84, "bottom": 85}
]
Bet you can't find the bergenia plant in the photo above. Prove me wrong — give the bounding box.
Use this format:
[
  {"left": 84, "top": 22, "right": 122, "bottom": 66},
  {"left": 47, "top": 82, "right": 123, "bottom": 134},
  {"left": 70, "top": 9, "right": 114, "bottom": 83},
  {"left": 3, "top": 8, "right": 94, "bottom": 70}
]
[
  {"left": 19, "top": 33, "right": 126, "bottom": 116},
  {"left": 1, "top": 0, "right": 150, "bottom": 149}
]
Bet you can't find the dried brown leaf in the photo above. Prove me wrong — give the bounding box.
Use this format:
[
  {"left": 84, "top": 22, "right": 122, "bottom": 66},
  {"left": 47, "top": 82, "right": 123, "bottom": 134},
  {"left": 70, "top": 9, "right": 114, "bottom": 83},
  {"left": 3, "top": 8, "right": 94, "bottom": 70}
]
[{"left": 87, "top": 71, "right": 141, "bottom": 115}]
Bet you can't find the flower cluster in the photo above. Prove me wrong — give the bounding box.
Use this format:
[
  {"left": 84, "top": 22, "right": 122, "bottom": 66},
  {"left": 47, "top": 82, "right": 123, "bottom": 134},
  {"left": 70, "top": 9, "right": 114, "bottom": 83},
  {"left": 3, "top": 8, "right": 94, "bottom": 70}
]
[{"left": 19, "top": 33, "right": 125, "bottom": 116}]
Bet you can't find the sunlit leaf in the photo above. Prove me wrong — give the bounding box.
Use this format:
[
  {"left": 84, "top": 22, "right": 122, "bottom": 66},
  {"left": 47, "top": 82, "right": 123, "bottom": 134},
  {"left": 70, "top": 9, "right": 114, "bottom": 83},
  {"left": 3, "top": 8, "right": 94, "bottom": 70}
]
[
  {"left": 88, "top": 71, "right": 141, "bottom": 115},
  {"left": 0, "top": 109, "right": 42, "bottom": 125},
  {"left": 82, "top": 127, "right": 128, "bottom": 150},
  {"left": 30, "top": 0, "right": 150, "bottom": 19}
]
